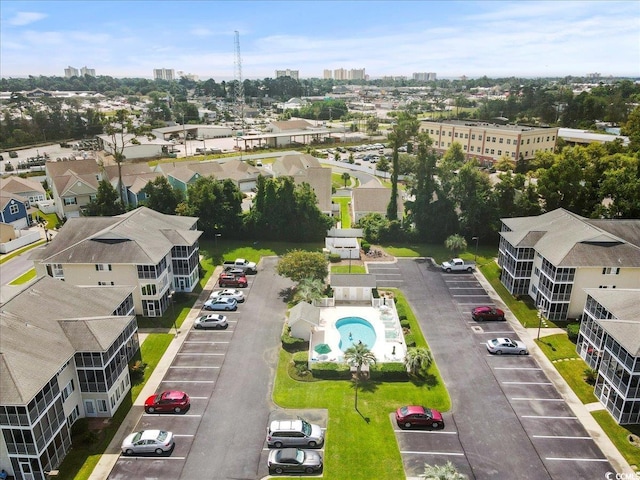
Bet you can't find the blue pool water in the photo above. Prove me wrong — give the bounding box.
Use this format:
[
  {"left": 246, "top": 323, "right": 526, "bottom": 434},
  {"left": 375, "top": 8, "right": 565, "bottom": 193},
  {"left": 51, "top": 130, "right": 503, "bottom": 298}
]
[{"left": 336, "top": 317, "right": 377, "bottom": 351}]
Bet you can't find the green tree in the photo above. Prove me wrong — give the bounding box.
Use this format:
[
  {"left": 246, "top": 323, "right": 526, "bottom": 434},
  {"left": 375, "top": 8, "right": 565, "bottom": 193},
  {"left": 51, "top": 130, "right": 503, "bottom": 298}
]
[
  {"left": 404, "top": 347, "right": 433, "bottom": 376},
  {"left": 386, "top": 112, "right": 419, "bottom": 220},
  {"left": 293, "top": 277, "right": 326, "bottom": 304},
  {"left": 452, "top": 161, "right": 499, "bottom": 240},
  {"left": 341, "top": 172, "right": 351, "bottom": 187},
  {"left": 84, "top": 180, "right": 125, "bottom": 216},
  {"left": 420, "top": 461, "right": 468, "bottom": 480},
  {"left": 343, "top": 342, "right": 377, "bottom": 410},
  {"left": 444, "top": 234, "right": 467, "bottom": 256},
  {"left": 621, "top": 105, "right": 640, "bottom": 152},
  {"left": 140, "top": 176, "right": 184, "bottom": 214},
  {"left": 407, "top": 133, "right": 438, "bottom": 240},
  {"left": 179, "top": 177, "right": 243, "bottom": 238},
  {"left": 277, "top": 250, "right": 328, "bottom": 283},
  {"left": 376, "top": 155, "right": 390, "bottom": 172}
]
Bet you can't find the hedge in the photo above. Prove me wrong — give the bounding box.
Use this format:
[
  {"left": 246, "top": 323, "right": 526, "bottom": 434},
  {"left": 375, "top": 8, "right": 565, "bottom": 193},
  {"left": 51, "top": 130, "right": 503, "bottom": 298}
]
[
  {"left": 369, "top": 362, "right": 408, "bottom": 381},
  {"left": 281, "top": 325, "right": 309, "bottom": 352},
  {"left": 310, "top": 362, "right": 351, "bottom": 379},
  {"left": 567, "top": 323, "right": 580, "bottom": 343},
  {"left": 404, "top": 333, "right": 416, "bottom": 347},
  {"left": 292, "top": 351, "right": 309, "bottom": 366}
]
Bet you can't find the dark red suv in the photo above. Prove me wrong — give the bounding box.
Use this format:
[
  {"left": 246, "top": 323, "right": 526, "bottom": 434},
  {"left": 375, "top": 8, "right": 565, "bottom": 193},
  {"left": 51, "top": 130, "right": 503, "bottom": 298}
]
[
  {"left": 471, "top": 305, "right": 505, "bottom": 321},
  {"left": 144, "top": 391, "right": 190, "bottom": 413}
]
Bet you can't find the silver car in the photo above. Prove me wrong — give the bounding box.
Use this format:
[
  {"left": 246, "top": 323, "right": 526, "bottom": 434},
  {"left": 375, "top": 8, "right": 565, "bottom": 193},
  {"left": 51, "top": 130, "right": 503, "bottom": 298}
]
[
  {"left": 121, "top": 430, "right": 174, "bottom": 455},
  {"left": 486, "top": 337, "right": 528, "bottom": 355},
  {"left": 194, "top": 314, "right": 228, "bottom": 329},
  {"left": 267, "top": 419, "right": 324, "bottom": 448}
]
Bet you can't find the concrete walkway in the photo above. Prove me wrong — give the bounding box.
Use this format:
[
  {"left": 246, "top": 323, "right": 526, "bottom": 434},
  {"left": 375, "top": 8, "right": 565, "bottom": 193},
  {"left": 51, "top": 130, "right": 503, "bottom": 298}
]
[
  {"left": 473, "top": 271, "right": 634, "bottom": 475},
  {"left": 88, "top": 267, "right": 223, "bottom": 480}
]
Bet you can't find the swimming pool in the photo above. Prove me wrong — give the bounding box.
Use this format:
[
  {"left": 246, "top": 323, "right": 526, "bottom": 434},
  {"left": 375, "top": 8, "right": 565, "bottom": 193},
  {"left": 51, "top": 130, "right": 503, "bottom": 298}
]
[{"left": 336, "top": 316, "right": 377, "bottom": 351}]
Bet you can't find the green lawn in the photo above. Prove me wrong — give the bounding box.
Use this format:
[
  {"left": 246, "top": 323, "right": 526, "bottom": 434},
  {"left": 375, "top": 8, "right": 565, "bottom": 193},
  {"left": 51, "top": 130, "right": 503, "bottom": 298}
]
[
  {"left": 56, "top": 334, "right": 174, "bottom": 480},
  {"left": 0, "top": 239, "right": 46, "bottom": 264},
  {"left": 332, "top": 197, "right": 352, "bottom": 228},
  {"left": 8, "top": 268, "right": 37, "bottom": 285},
  {"left": 272, "top": 289, "right": 449, "bottom": 480},
  {"left": 331, "top": 264, "right": 366, "bottom": 274},
  {"left": 591, "top": 410, "right": 640, "bottom": 468}
]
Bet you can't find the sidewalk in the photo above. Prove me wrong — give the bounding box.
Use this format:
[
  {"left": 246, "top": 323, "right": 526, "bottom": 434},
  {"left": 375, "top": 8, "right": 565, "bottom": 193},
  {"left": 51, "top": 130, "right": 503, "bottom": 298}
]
[
  {"left": 88, "top": 267, "right": 223, "bottom": 480},
  {"left": 474, "top": 271, "right": 634, "bottom": 475}
]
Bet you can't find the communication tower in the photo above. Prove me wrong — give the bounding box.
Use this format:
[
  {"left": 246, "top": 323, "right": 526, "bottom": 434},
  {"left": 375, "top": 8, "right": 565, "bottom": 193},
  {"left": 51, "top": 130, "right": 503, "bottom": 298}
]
[{"left": 233, "top": 31, "right": 245, "bottom": 137}]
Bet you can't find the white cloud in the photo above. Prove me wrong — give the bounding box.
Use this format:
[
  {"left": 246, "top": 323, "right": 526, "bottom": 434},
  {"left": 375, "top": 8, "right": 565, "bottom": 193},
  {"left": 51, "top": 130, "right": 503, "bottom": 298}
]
[{"left": 8, "top": 11, "right": 47, "bottom": 26}]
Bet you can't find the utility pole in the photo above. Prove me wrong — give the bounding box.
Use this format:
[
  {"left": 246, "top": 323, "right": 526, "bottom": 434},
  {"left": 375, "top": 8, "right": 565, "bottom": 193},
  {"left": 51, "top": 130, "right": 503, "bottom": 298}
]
[{"left": 234, "top": 30, "right": 245, "bottom": 161}]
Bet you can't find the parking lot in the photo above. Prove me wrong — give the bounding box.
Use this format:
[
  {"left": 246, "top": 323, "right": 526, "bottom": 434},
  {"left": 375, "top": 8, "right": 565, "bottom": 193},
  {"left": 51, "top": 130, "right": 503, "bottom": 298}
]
[{"left": 388, "top": 259, "right": 613, "bottom": 479}]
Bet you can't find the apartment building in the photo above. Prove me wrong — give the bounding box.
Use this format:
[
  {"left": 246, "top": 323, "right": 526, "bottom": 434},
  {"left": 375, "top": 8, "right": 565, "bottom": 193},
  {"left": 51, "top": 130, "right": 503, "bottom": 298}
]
[
  {"left": 420, "top": 120, "right": 558, "bottom": 164},
  {"left": 413, "top": 72, "right": 437, "bottom": 81},
  {"left": 498, "top": 208, "right": 640, "bottom": 321},
  {"left": 275, "top": 69, "right": 299, "bottom": 80},
  {"left": 0, "top": 276, "right": 138, "bottom": 480},
  {"left": 64, "top": 66, "right": 79, "bottom": 78},
  {"left": 153, "top": 68, "right": 175, "bottom": 81},
  {"left": 32, "top": 207, "right": 202, "bottom": 317},
  {"left": 577, "top": 289, "right": 640, "bottom": 424},
  {"left": 80, "top": 66, "right": 95, "bottom": 77}
]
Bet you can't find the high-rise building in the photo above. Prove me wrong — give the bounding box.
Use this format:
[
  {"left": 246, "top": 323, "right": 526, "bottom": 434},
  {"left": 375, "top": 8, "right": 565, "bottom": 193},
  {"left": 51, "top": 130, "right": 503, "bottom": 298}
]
[
  {"left": 275, "top": 69, "right": 299, "bottom": 80},
  {"left": 327, "top": 68, "right": 366, "bottom": 80},
  {"left": 349, "top": 69, "right": 366, "bottom": 80},
  {"left": 153, "top": 68, "right": 175, "bottom": 81},
  {"left": 323, "top": 69, "right": 332, "bottom": 79},
  {"left": 413, "top": 72, "right": 437, "bottom": 81},
  {"left": 80, "top": 66, "right": 96, "bottom": 77},
  {"left": 333, "top": 68, "right": 347, "bottom": 80},
  {"left": 64, "top": 66, "right": 79, "bottom": 78}
]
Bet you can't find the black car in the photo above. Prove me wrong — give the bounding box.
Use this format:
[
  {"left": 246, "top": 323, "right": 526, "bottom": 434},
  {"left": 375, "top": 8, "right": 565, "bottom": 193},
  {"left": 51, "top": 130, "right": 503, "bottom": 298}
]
[{"left": 267, "top": 448, "right": 323, "bottom": 475}]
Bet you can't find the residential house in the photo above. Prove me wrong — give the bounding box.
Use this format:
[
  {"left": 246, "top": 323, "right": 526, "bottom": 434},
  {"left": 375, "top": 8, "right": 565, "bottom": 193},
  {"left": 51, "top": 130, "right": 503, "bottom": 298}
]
[
  {"left": 272, "top": 154, "right": 332, "bottom": 214},
  {"left": 0, "top": 276, "right": 138, "bottom": 480},
  {"left": 498, "top": 208, "right": 640, "bottom": 321},
  {"left": 157, "top": 159, "right": 272, "bottom": 194},
  {"left": 32, "top": 207, "right": 202, "bottom": 316},
  {"left": 46, "top": 158, "right": 102, "bottom": 219},
  {"left": 103, "top": 162, "right": 162, "bottom": 207},
  {"left": 0, "top": 193, "right": 30, "bottom": 229},
  {"left": 351, "top": 179, "right": 403, "bottom": 222},
  {"left": 0, "top": 176, "right": 47, "bottom": 205},
  {"left": 576, "top": 289, "right": 640, "bottom": 424}
]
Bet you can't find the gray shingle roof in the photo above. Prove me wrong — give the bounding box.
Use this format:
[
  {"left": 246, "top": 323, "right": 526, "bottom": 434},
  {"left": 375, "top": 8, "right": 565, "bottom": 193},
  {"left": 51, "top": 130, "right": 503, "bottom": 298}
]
[
  {"left": 288, "top": 301, "right": 321, "bottom": 326},
  {"left": 331, "top": 274, "right": 377, "bottom": 288},
  {"left": 0, "top": 276, "right": 135, "bottom": 405}
]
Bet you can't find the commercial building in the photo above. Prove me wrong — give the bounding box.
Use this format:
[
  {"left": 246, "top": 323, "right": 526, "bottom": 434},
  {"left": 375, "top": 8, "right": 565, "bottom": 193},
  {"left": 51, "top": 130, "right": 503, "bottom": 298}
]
[
  {"left": 577, "top": 289, "right": 640, "bottom": 425},
  {"left": 153, "top": 68, "right": 175, "bottom": 81},
  {"left": 32, "top": 207, "right": 202, "bottom": 316},
  {"left": 275, "top": 69, "right": 299, "bottom": 80},
  {"left": 498, "top": 208, "right": 640, "bottom": 322},
  {"left": 0, "top": 277, "right": 138, "bottom": 480},
  {"left": 420, "top": 120, "right": 558, "bottom": 164},
  {"left": 413, "top": 72, "right": 437, "bottom": 81}
]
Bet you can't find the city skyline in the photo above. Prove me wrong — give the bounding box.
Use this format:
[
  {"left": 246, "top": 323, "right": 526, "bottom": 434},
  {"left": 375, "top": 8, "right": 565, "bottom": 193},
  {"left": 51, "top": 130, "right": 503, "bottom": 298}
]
[{"left": 1, "top": 0, "right": 639, "bottom": 80}]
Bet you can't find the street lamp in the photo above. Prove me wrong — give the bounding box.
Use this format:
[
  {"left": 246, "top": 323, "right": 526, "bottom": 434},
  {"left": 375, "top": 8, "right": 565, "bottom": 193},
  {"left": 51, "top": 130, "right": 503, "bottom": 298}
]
[
  {"left": 214, "top": 233, "right": 222, "bottom": 250},
  {"left": 472, "top": 236, "right": 479, "bottom": 263},
  {"left": 536, "top": 302, "right": 547, "bottom": 341},
  {"left": 168, "top": 290, "right": 178, "bottom": 335}
]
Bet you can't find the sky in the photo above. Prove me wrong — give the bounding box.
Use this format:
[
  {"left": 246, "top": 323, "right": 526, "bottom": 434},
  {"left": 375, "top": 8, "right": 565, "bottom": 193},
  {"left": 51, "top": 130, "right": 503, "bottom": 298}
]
[{"left": 1, "top": 0, "right": 639, "bottom": 80}]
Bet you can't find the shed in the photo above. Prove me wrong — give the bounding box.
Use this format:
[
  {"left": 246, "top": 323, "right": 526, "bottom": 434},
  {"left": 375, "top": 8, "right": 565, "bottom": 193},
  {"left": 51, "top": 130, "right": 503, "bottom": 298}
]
[
  {"left": 330, "top": 274, "right": 377, "bottom": 302},
  {"left": 288, "top": 302, "right": 321, "bottom": 340}
]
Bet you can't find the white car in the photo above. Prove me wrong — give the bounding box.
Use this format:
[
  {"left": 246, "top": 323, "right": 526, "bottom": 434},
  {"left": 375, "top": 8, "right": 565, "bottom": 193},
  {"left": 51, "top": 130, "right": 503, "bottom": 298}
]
[
  {"left": 486, "top": 338, "right": 528, "bottom": 355},
  {"left": 121, "top": 430, "right": 174, "bottom": 455},
  {"left": 209, "top": 289, "right": 245, "bottom": 303},
  {"left": 194, "top": 314, "right": 228, "bottom": 329}
]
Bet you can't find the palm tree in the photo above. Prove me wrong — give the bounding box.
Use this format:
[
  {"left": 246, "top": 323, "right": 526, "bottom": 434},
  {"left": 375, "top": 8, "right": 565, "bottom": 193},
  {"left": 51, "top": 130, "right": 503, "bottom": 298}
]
[
  {"left": 420, "top": 461, "right": 467, "bottom": 480},
  {"left": 293, "top": 277, "right": 325, "bottom": 304},
  {"left": 404, "top": 347, "right": 433, "bottom": 376},
  {"left": 343, "top": 342, "right": 377, "bottom": 410},
  {"left": 341, "top": 172, "right": 351, "bottom": 187},
  {"left": 444, "top": 234, "right": 467, "bottom": 256}
]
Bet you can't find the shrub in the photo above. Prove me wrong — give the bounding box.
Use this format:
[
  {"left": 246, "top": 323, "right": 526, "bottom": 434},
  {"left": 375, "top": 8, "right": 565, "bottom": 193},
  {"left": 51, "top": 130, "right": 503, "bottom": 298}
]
[
  {"left": 400, "top": 319, "right": 410, "bottom": 329},
  {"left": 292, "top": 351, "right": 308, "bottom": 366},
  {"left": 361, "top": 241, "right": 371, "bottom": 253},
  {"left": 584, "top": 368, "right": 598, "bottom": 385},
  {"left": 567, "top": 323, "right": 581, "bottom": 343},
  {"left": 328, "top": 253, "right": 342, "bottom": 263},
  {"left": 281, "top": 325, "right": 309, "bottom": 353},
  {"left": 310, "top": 362, "right": 350, "bottom": 379},
  {"left": 129, "top": 360, "right": 147, "bottom": 382},
  {"left": 404, "top": 333, "right": 416, "bottom": 347},
  {"left": 71, "top": 418, "right": 89, "bottom": 439},
  {"left": 370, "top": 362, "right": 408, "bottom": 381}
]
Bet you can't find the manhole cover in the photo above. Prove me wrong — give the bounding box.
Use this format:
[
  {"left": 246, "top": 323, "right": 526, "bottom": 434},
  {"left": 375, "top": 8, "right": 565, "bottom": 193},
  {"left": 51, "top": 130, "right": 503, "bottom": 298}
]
[{"left": 471, "top": 326, "right": 484, "bottom": 333}]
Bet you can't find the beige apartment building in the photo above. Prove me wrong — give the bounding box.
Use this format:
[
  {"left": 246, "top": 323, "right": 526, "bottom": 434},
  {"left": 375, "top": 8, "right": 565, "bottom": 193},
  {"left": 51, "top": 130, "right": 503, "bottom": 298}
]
[{"left": 420, "top": 120, "right": 558, "bottom": 164}]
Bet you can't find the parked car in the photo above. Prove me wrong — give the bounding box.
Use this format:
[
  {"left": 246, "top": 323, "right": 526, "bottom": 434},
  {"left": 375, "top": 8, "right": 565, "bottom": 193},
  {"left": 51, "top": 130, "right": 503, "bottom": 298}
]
[
  {"left": 218, "top": 272, "right": 247, "bottom": 288},
  {"left": 267, "top": 448, "right": 323, "bottom": 475},
  {"left": 472, "top": 306, "right": 505, "bottom": 321},
  {"left": 441, "top": 258, "right": 476, "bottom": 272},
  {"left": 121, "top": 430, "right": 174, "bottom": 455},
  {"left": 209, "top": 289, "right": 245, "bottom": 303},
  {"left": 203, "top": 297, "right": 238, "bottom": 311},
  {"left": 486, "top": 338, "right": 528, "bottom": 355},
  {"left": 194, "top": 313, "right": 228, "bottom": 329},
  {"left": 144, "top": 391, "right": 190, "bottom": 413},
  {"left": 266, "top": 419, "right": 324, "bottom": 448},
  {"left": 395, "top": 405, "right": 444, "bottom": 429}
]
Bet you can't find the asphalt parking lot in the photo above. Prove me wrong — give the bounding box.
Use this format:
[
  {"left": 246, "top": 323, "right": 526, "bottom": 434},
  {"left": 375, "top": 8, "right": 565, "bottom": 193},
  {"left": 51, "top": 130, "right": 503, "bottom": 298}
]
[{"left": 389, "top": 259, "right": 613, "bottom": 479}]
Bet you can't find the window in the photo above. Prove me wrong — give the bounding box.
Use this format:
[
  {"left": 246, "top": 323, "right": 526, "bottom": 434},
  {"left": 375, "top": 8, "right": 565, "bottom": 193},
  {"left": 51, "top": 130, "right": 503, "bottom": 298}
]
[
  {"left": 490, "top": 149, "right": 495, "bottom": 154},
  {"left": 448, "top": 131, "right": 452, "bottom": 136},
  {"left": 602, "top": 267, "right": 620, "bottom": 275},
  {"left": 97, "top": 399, "right": 108, "bottom": 413},
  {"left": 62, "top": 380, "right": 75, "bottom": 401},
  {"left": 492, "top": 137, "right": 496, "bottom": 142},
  {"left": 472, "top": 134, "right": 476, "bottom": 140},
  {"left": 599, "top": 285, "right": 617, "bottom": 289},
  {"left": 527, "top": 138, "right": 530, "bottom": 144},
  {"left": 454, "top": 132, "right": 459, "bottom": 138},
  {"left": 507, "top": 139, "right": 511, "bottom": 145},
  {"left": 499, "top": 138, "right": 503, "bottom": 143},
  {"left": 470, "top": 146, "right": 474, "bottom": 152},
  {"left": 485, "top": 148, "right": 489, "bottom": 154},
  {"left": 63, "top": 197, "right": 77, "bottom": 205},
  {"left": 497, "top": 150, "right": 502, "bottom": 155},
  {"left": 511, "top": 152, "right": 515, "bottom": 157},
  {"left": 478, "top": 135, "right": 483, "bottom": 141},
  {"left": 98, "top": 281, "right": 115, "bottom": 286},
  {"left": 463, "top": 145, "right": 467, "bottom": 150},
  {"left": 141, "top": 284, "right": 157, "bottom": 296},
  {"left": 95, "top": 264, "right": 112, "bottom": 271},
  {"left": 464, "top": 133, "right": 468, "bottom": 139},
  {"left": 10, "top": 203, "right": 19, "bottom": 215}
]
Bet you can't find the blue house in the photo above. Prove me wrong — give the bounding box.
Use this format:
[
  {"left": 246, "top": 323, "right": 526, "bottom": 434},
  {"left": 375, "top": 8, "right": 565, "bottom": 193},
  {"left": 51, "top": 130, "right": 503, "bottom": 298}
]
[{"left": 0, "top": 192, "right": 31, "bottom": 229}]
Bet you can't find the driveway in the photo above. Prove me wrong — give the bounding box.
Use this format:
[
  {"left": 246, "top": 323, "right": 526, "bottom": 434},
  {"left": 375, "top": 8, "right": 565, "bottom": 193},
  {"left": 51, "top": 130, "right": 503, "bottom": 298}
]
[{"left": 391, "top": 258, "right": 613, "bottom": 479}]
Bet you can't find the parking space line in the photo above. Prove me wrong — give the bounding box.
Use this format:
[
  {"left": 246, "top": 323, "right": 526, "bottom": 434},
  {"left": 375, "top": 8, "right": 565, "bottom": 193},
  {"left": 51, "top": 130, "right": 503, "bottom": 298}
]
[
  {"left": 481, "top": 331, "right": 515, "bottom": 335},
  {"left": 522, "top": 415, "right": 577, "bottom": 420},
  {"left": 173, "top": 434, "right": 195, "bottom": 437},
  {"left": 169, "top": 366, "right": 220, "bottom": 369},
  {"left": 511, "top": 398, "right": 564, "bottom": 402},
  {"left": 189, "top": 396, "right": 209, "bottom": 399},
  {"left": 162, "top": 380, "right": 215, "bottom": 383},
  {"left": 177, "top": 353, "right": 225, "bottom": 356},
  {"left": 123, "top": 456, "right": 186, "bottom": 460},
  {"left": 394, "top": 429, "right": 458, "bottom": 435},
  {"left": 533, "top": 435, "right": 592, "bottom": 440},
  {"left": 453, "top": 294, "right": 490, "bottom": 297},
  {"left": 545, "top": 457, "right": 609, "bottom": 462},
  {"left": 401, "top": 451, "right": 465, "bottom": 456},
  {"left": 184, "top": 341, "right": 230, "bottom": 344},
  {"left": 494, "top": 367, "right": 542, "bottom": 370},
  {"left": 502, "top": 382, "right": 553, "bottom": 385}
]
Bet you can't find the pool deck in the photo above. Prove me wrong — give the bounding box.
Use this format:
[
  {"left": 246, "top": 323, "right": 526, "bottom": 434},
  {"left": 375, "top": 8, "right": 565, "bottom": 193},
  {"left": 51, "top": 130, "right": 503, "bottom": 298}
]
[{"left": 310, "top": 304, "right": 406, "bottom": 364}]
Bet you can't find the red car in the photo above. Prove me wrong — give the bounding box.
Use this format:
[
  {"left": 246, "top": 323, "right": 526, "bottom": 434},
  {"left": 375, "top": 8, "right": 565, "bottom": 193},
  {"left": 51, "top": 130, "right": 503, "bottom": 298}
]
[
  {"left": 144, "top": 391, "right": 190, "bottom": 414},
  {"left": 471, "top": 306, "right": 505, "bottom": 321},
  {"left": 395, "top": 405, "right": 444, "bottom": 429}
]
